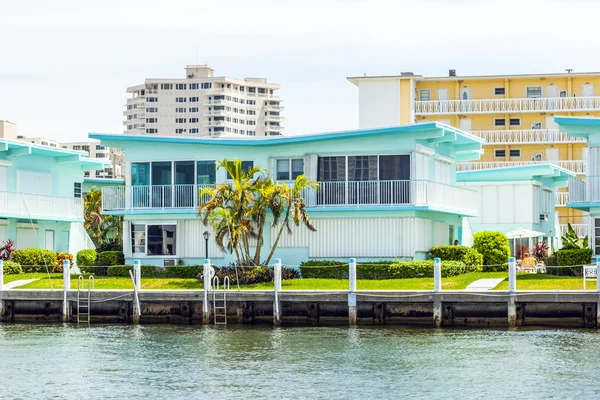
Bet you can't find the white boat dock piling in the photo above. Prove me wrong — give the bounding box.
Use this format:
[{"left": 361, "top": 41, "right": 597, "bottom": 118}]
[
  {"left": 203, "top": 259, "right": 212, "bottom": 324},
  {"left": 0, "top": 260, "right": 4, "bottom": 317},
  {"left": 274, "top": 258, "right": 282, "bottom": 325},
  {"left": 348, "top": 258, "right": 357, "bottom": 326},
  {"left": 508, "top": 257, "right": 517, "bottom": 327},
  {"left": 433, "top": 257, "right": 442, "bottom": 328},
  {"left": 62, "top": 259, "right": 70, "bottom": 322}
]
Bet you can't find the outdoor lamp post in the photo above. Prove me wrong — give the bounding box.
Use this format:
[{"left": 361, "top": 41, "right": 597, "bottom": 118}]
[{"left": 203, "top": 231, "right": 210, "bottom": 259}]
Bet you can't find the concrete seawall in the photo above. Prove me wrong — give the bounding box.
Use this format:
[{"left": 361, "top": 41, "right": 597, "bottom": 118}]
[{"left": 1, "top": 290, "right": 599, "bottom": 328}]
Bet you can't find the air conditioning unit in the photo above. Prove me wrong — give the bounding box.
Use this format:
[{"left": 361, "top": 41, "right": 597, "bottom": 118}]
[
  {"left": 163, "top": 259, "right": 178, "bottom": 267},
  {"left": 540, "top": 214, "right": 549, "bottom": 222}
]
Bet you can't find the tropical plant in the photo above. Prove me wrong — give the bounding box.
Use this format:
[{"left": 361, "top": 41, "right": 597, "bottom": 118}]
[
  {"left": 561, "top": 223, "right": 589, "bottom": 250},
  {"left": 0, "top": 239, "right": 15, "bottom": 261},
  {"left": 532, "top": 240, "right": 549, "bottom": 260},
  {"left": 84, "top": 187, "right": 123, "bottom": 247},
  {"left": 199, "top": 159, "right": 317, "bottom": 266}
]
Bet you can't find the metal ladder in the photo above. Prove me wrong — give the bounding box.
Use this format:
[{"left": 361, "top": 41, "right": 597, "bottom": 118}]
[
  {"left": 77, "top": 275, "right": 94, "bottom": 324},
  {"left": 212, "top": 276, "right": 229, "bottom": 325}
]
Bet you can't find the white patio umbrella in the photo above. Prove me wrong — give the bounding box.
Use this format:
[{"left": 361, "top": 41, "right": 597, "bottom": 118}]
[{"left": 505, "top": 228, "right": 545, "bottom": 258}]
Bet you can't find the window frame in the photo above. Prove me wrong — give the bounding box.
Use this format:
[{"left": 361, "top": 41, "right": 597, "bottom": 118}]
[
  {"left": 494, "top": 118, "right": 506, "bottom": 127},
  {"left": 531, "top": 122, "right": 542, "bottom": 130},
  {"left": 509, "top": 118, "right": 521, "bottom": 127},
  {"left": 526, "top": 86, "right": 543, "bottom": 99},
  {"left": 419, "top": 89, "right": 431, "bottom": 101},
  {"left": 74, "top": 182, "right": 82, "bottom": 198},
  {"left": 131, "top": 223, "right": 178, "bottom": 257},
  {"left": 509, "top": 149, "right": 521, "bottom": 158},
  {"left": 494, "top": 87, "right": 506, "bottom": 96},
  {"left": 276, "top": 158, "right": 304, "bottom": 181},
  {"left": 494, "top": 149, "right": 506, "bottom": 158}
]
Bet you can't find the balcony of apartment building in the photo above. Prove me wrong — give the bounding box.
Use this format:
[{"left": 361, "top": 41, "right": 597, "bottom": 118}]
[
  {"left": 415, "top": 96, "right": 600, "bottom": 115},
  {"left": 457, "top": 160, "right": 587, "bottom": 175},
  {"left": 264, "top": 114, "right": 284, "bottom": 122},
  {"left": 203, "top": 110, "right": 227, "bottom": 117},
  {"left": 470, "top": 129, "right": 587, "bottom": 145},
  {"left": 264, "top": 103, "right": 284, "bottom": 112}
]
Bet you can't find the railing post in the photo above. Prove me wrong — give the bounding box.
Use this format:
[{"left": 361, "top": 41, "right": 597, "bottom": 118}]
[
  {"left": 132, "top": 259, "right": 141, "bottom": 324},
  {"left": 508, "top": 257, "right": 517, "bottom": 328},
  {"left": 274, "top": 258, "right": 282, "bottom": 326},
  {"left": 433, "top": 258, "right": 442, "bottom": 328},
  {"left": 348, "top": 258, "right": 357, "bottom": 327},
  {"left": 62, "top": 259, "right": 71, "bottom": 322},
  {"left": 203, "top": 259, "right": 211, "bottom": 324},
  {"left": 134, "top": 260, "right": 141, "bottom": 292}
]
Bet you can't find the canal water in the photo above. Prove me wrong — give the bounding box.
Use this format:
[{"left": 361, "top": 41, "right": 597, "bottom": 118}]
[{"left": 0, "top": 325, "right": 598, "bottom": 399}]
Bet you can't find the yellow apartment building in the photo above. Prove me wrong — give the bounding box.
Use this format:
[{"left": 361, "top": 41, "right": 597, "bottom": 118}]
[{"left": 348, "top": 71, "right": 600, "bottom": 236}]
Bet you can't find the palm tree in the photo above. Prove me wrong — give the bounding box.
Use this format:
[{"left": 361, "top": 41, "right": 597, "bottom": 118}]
[
  {"left": 265, "top": 174, "right": 318, "bottom": 265},
  {"left": 84, "top": 187, "right": 123, "bottom": 247}
]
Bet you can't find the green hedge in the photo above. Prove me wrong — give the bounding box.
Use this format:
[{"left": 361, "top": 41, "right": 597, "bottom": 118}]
[
  {"left": 472, "top": 231, "right": 511, "bottom": 271},
  {"left": 550, "top": 248, "right": 594, "bottom": 276},
  {"left": 107, "top": 265, "right": 204, "bottom": 278},
  {"left": 429, "top": 246, "right": 483, "bottom": 271},
  {"left": 299, "top": 260, "right": 468, "bottom": 279},
  {"left": 3, "top": 261, "right": 22, "bottom": 275},
  {"left": 76, "top": 249, "right": 97, "bottom": 266},
  {"left": 97, "top": 251, "right": 124, "bottom": 267},
  {"left": 13, "top": 249, "right": 57, "bottom": 273}
]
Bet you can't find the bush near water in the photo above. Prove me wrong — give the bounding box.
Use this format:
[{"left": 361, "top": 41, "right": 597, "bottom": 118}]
[
  {"left": 472, "top": 231, "right": 511, "bottom": 271},
  {"left": 13, "top": 249, "right": 58, "bottom": 273},
  {"left": 546, "top": 248, "right": 594, "bottom": 277},
  {"left": 76, "top": 249, "right": 125, "bottom": 276},
  {"left": 299, "top": 260, "right": 468, "bottom": 279},
  {"left": 3, "top": 261, "right": 22, "bottom": 275},
  {"left": 429, "top": 245, "right": 483, "bottom": 271}
]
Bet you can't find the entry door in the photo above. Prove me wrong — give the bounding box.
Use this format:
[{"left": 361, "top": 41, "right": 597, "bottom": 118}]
[
  {"left": 546, "top": 148, "right": 560, "bottom": 162},
  {"left": 459, "top": 118, "right": 472, "bottom": 132},
  {"left": 582, "top": 84, "right": 594, "bottom": 108},
  {"left": 437, "top": 89, "right": 449, "bottom": 112},
  {"left": 45, "top": 230, "right": 54, "bottom": 251},
  {"left": 460, "top": 88, "right": 472, "bottom": 112},
  {"left": 547, "top": 85, "right": 559, "bottom": 110}
]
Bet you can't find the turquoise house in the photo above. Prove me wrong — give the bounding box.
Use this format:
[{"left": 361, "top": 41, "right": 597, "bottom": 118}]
[
  {"left": 0, "top": 138, "right": 106, "bottom": 254},
  {"left": 457, "top": 164, "right": 574, "bottom": 255},
  {"left": 91, "top": 122, "right": 484, "bottom": 266},
  {"left": 557, "top": 116, "right": 600, "bottom": 256}
]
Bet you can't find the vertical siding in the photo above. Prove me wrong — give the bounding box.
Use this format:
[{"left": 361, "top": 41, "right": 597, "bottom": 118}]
[
  {"left": 272, "top": 217, "right": 434, "bottom": 258},
  {"left": 178, "top": 220, "right": 224, "bottom": 259}
]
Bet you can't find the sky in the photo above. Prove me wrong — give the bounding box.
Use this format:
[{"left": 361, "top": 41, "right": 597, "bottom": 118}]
[{"left": 1, "top": 0, "right": 599, "bottom": 142}]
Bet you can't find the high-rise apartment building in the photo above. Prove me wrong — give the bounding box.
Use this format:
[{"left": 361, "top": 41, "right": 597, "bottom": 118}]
[
  {"left": 124, "top": 65, "right": 284, "bottom": 137},
  {"left": 348, "top": 70, "right": 600, "bottom": 237}
]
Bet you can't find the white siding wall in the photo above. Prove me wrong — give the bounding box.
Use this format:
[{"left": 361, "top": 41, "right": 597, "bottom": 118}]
[
  {"left": 177, "top": 220, "right": 224, "bottom": 259},
  {"left": 272, "top": 217, "right": 434, "bottom": 258},
  {"left": 358, "top": 79, "right": 400, "bottom": 129},
  {"left": 466, "top": 182, "right": 535, "bottom": 225},
  {"left": 433, "top": 221, "right": 448, "bottom": 246}
]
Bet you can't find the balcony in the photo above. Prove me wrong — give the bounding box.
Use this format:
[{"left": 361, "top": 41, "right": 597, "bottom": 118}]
[
  {"left": 102, "top": 180, "right": 478, "bottom": 216},
  {"left": 555, "top": 192, "right": 569, "bottom": 207},
  {"left": 415, "top": 96, "right": 600, "bottom": 115},
  {"left": 203, "top": 100, "right": 226, "bottom": 106},
  {"left": 204, "top": 110, "right": 226, "bottom": 117},
  {"left": 0, "top": 191, "right": 83, "bottom": 221},
  {"left": 470, "top": 129, "right": 586, "bottom": 145},
  {"left": 568, "top": 176, "right": 600, "bottom": 206},
  {"left": 266, "top": 125, "right": 283, "bottom": 132},
  {"left": 264, "top": 104, "right": 284, "bottom": 111},
  {"left": 457, "top": 160, "right": 586, "bottom": 174},
  {"left": 265, "top": 114, "right": 284, "bottom": 122},
  {"left": 206, "top": 120, "right": 227, "bottom": 127}
]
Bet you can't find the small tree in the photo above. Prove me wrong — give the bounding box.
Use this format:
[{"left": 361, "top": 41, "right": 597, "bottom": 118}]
[
  {"left": 561, "top": 223, "right": 589, "bottom": 250},
  {"left": 84, "top": 187, "right": 123, "bottom": 247},
  {"left": 472, "top": 231, "right": 511, "bottom": 271}
]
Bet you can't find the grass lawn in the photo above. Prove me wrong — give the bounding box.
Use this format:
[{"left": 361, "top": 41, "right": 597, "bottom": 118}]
[
  {"left": 7, "top": 271, "right": 508, "bottom": 291},
  {"left": 493, "top": 273, "right": 596, "bottom": 291}
]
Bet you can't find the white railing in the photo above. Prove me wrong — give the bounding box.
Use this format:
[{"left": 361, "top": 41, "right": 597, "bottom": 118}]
[
  {"left": 204, "top": 110, "right": 226, "bottom": 116},
  {"left": 102, "top": 180, "right": 478, "bottom": 215},
  {"left": 266, "top": 125, "right": 283, "bottom": 131},
  {"left": 559, "top": 224, "right": 590, "bottom": 238},
  {"left": 457, "top": 160, "right": 587, "bottom": 174},
  {"left": 0, "top": 191, "right": 83, "bottom": 220},
  {"left": 265, "top": 104, "right": 284, "bottom": 111},
  {"left": 415, "top": 96, "right": 600, "bottom": 115},
  {"left": 265, "top": 115, "right": 284, "bottom": 122},
  {"left": 555, "top": 192, "right": 569, "bottom": 207},
  {"left": 203, "top": 100, "right": 226, "bottom": 106},
  {"left": 568, "top": 176, "right": 600, "bottom": 203},
  {"left": 470, "top": 129, "right": 586, "bottom": 144}
]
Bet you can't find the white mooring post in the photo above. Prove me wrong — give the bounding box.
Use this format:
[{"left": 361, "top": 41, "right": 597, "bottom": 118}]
[
  {"left": 433, "top": 258, "right": 442, "bottom": 328},
  {"left": 508, "top": 257, "right": 517, "bottom": 328},
  {"left": 132, "top": 260, "right": 141, "bottom": 324},
  {"left": 274, "top": 258, "right": 282, "bottom": 326},
  {"left": 62, "top": 259, "right": 71, "bottom": 322},
  {"left": 203, "top": 259, "right": 211, "bottom": 324},
  {"left": 0, "top": 260, "right": 4, "bottom": 321},
  {"left": 596, "top": 258, "right": 600, "bottom": 329},
  {"left": 348, "top": 258, "right": 357, "bottom": 326}
]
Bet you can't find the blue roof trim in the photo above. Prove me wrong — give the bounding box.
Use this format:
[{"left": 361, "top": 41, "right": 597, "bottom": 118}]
[
  {"left": 84, "top": 178, "right": 125, "bottom": 184},
  {"left": 457, "top": 163, "right": 575, "bottom": 183},
  {"left": 90, "top": 122, "right": 485, "bottom": 147},
  {"left": 554, "top": 116, "right": 600, "bottom": 126}
]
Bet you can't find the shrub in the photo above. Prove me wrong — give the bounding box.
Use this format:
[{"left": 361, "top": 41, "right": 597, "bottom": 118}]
[
  {"left": 299, "top": 260, "right": 468, "bottom": 279},
  {"left": 96, "top": 241, "right": 123, "bottom": 252},
  {"left": 549, "top": 248, "right": 594, "bottom": 276},
  {"left": 54, "top": 252, "right": 73, "bottom": 273},
  {"left": 533, "top": 240, "right": 549, "bottom": 260},
  {"left": 472, "top": 231, "right": 511, "bottom": 271},
  {"left": 77, "top": 249, "right": 97, "bottom": 266},
  {"left": 429, "top": 246, "right": 483, "bottom": 271},
  {"left": 3, "top": 261, "right": 22, "bottom": 275},
  {"left": 13, "top": 249, "right": 57, "bottom": 273},
  {"left": 97, "top": 251, "right": 125, "bottom": 267}
]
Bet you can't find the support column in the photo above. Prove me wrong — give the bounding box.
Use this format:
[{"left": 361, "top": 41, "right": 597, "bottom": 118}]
[
  {"left": 433, "top": 257, "right": 442, "bottom": 328},
  {"left": 203, "top": 259, "right": 211, "bottom": 324},
  {"left": 273, "top": 258, "right": 282, "bottom": 326},
  {"left": 132, "top": 260, "right": 141, "bottom": 324},
  {"left": 348, "top": 258, "right": 357, "bottom": 326},
  {"left": 508, "top": 257, "right": 517, "bottom": 327},
  {"left": 62, "top": 260, "right": 71, "bottom": 322}
]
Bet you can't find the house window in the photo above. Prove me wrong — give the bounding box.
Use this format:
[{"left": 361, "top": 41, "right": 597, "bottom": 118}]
[
  {"left": 494, "top": 118, "right": 506, "bottom": 127},
  {"left": 531, "top": 122, "right": 542, "bottom": 130},
  {"left": 147, "top": 97, "right": 158, "bottom": 102},
  {"left": 419, "top": 89, "right": 431, "bottom": 101},
  {"left": 146, "top": 107, "right": 158, "bottom": 113},
  {"left": 146, "top": 118, "right": 158, "bottom": 123},
  {"left": 509, "top": 149, "right": 521, "bottom": 158},
  {"left": 190, "top": 128, "right": 199, "bottom": 134},
  {"left": 96, "top": 145, "right": 105, "bottom": 150},
  {"left": 494, "top": 87, "right": 505, "bottom": 96},
  {"left": 160, "top": 84, "right": 172, "bottom": 90},
  {"left": 176, "top": 84, "right": 186, "bottom": 90},
  {"left": 131, "top": 224, "right": 146, "bottom": 254},
  {"left": 146, "top": 128, "right": 158, "bottom": 134},
  {"left": 276, "top": 159, "right": 304, "bottom": 180},
  {"left": 176, "top": 118, "right": 187, "bottom": 123},
  {"left": 130, "top": 224, "right": 177, "bottom": 256},
  {"left": 189, "top": 107, "right": 199, "bottom": 113},
  {"left": 348, "top": 156, "right": 378, "bottom": 181},
  {"left": 175, "top": 97, "right": 186, "bottom": 103},
  {"left": 526, "top": 86, "right": 542, "bottom": 98},
  {"left": 175, "top": 129, "right": 186, "bottom": 134},
  {"left": 176, "top": 108, "right": 186, "bottom": 113},
  {"left": 595, "top": 219, "right": 600, "bottom": 255},
  {"left": 74, "top": 182, "right": 82, "bottom": 198},
  {"left": 532, "top": 153, "right": 542, "bottom": 162},
  {"left": 190, "top": 118, "right": 199, "bottom": 123},
  {"left": 201, "top": 82, "right": 212, "bottom": 89},
  {"left": 509, "top": 118, "right": 521, "bottom": 127},
  {"left": 190, "top": 83, "right": 199, "bottom": 90},
  {"left": 189, "top": 97, "right": 199, "bottom": 102},
  {"left": 494, "top": 149, "right": 506, "bottom": 158}
]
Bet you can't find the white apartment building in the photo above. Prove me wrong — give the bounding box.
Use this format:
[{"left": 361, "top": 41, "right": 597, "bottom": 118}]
[
  {"left": 124, "top": 65, "right": 284, "bottom": 137},
  {"left": 61, "top": 141, "right": 124, "bottom": 179},
  {"left": 16, "top": 136, "right": 60, "bottom": 148}
]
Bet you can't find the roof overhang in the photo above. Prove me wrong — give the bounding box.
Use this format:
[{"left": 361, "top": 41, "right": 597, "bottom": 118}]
[{"left": 457, "top": 163, "right": 575, "bottom": 187}]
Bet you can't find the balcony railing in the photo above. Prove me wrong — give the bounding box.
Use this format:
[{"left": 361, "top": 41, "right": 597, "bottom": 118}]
[
  {"left": 555, "top": 192, "right": 569, "bottom": 207},
  {"left": 470, "top": 129, "right": 586, "bottom": 144},
  {"left": 102, "top": 180, "right": 478, "bottom": 215},
  {"left": 0, "top": 191, "right": 83, "bottom": 221},
  {"left": 457, "top": 160, "right": 587, "bottom": 174},
  {"left": 265, "top": 104, "right": 284, "bottom": 111},
  {"left": 415, "top": 96, "right": 600, "bottom": 115},
  {"left": 568, "top": 176, "right": 600, "bottom": 204},
  {"left": 265, "top": 115, "right": 284, "bottom": 122},
  {"left": 559, "top": 223, "right": 589, "bottom": 238}
]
